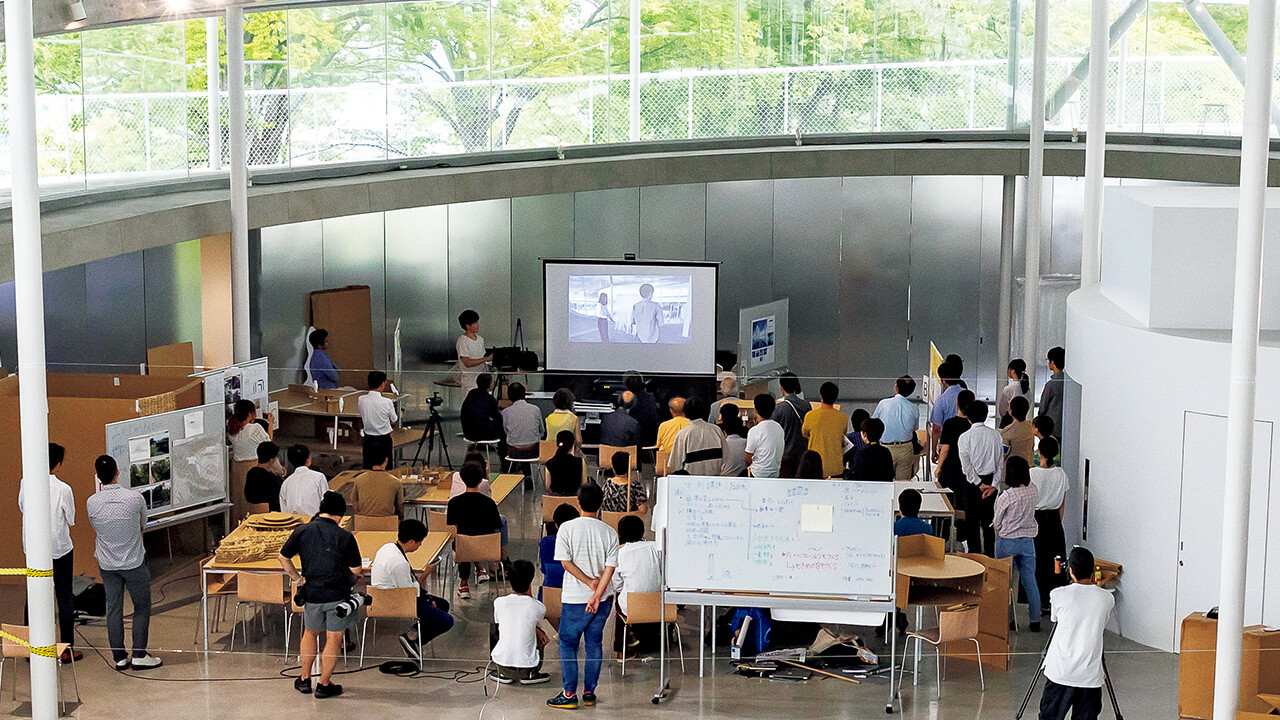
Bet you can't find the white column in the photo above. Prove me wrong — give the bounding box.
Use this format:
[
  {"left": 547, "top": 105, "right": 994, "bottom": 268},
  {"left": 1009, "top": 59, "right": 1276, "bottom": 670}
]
[
  {"left": 1023, "top": 0, "right": 1049, "bottom": 389},
  {"left": 206, "top": 17, "right": 222, "bottom": 171},
  {"left": 5, "top": 0, "right": 59, "bottom": 717},
  {"left": 629, "top": 0, "right": 641, "bottom": 142},
  {"left": 1212, "top": 0, "right": 1273, "bottom": 717},
  {"left": 227, "top": 6, "right": 252, "bottom": 364},
  {"left": 1081, "top": 0, "right": 1108, "bottom": 288}
]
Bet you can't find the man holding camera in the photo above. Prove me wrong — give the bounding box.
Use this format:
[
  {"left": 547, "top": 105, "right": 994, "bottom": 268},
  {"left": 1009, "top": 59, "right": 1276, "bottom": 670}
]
[{"left": 279, "top": 491, "right": 362, "bottom": 698}]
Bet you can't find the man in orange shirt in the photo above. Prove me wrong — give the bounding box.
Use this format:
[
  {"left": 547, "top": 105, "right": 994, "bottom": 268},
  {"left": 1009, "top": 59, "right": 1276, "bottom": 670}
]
[{"left": 801, "top": 382, "right": 850, "bottom": 478}]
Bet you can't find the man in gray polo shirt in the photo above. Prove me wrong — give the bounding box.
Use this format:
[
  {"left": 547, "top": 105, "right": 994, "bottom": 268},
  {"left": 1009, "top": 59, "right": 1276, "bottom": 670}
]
[{"left": 86, "top": 455, "right": 162, "bottom": 670}]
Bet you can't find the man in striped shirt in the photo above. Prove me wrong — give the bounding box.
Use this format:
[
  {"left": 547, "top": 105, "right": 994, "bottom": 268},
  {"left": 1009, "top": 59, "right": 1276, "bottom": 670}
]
[{"left": 86, "top": 456, "right": 162, "bottom": 670}]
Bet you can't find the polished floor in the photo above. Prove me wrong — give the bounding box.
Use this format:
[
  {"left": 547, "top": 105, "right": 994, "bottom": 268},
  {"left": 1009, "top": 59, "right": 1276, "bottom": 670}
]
[{"left": 11, "top": 490, "right": 1180, "bottom": 720}]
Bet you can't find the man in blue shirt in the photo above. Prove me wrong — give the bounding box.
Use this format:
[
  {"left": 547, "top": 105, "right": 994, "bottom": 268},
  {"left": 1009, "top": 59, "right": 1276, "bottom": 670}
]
[
  {"left": 874, "top": 375, "right": 921, "bottom": 480},
  {"left": 308, "top": 329, "right": 341, "bottom": 389},
  {"left": 894, "top": 489, "right": 933, "bottom": 537},
  {"left": 929, "top": 361, "right": 963, "bottom": 456}
]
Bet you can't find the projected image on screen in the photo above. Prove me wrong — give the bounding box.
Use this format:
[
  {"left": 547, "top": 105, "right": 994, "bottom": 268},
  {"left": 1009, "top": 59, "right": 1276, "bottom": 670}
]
[{"left": 568, "top": 274, "right": 692, "bottom": 345}]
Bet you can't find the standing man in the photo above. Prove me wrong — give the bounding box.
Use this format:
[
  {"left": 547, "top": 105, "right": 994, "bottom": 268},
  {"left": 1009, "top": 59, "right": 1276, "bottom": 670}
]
[
  {"left": 1039, "top": 547, "right": 1115, "bottom": 720},
  {"left": 655, "top": 397, "right": 689, "bottom": 455},
  {"left": 456, "top": 309, "right": 493, "bottom": 395},
  {"left": 957, "top": 400, "right": 1003, "bottom": 555},
  {"left": 599, "top": 391, "right": 641, "bottom": 458},
  {"left": 801, "top": 382, "right": 850, "bottom": 478},
  {"left": 773, "top": 372, "right": 811, "bottom": 478},
  {"left": 86, "top": 455, "right": 162, "bottom": 670},
  {"left": 873, "top": 375, "right": 921, "bottom": 480},
  {"left": 18, "top": 443, "right": 80, "bottom": 662},
  {"left": 745, "top": 394, "right": 785, "bottom": 478},
  {"left": 548, "top": 483, "right": 618, "bottom": 710},
  {"left": 279, "top": 491, "right": 362, "bottom": 699},
  {"left": 628, "top": 284, "right": 663, "bottom": 344},
  {"left": 358, "top": 370, "right": 397, "bottom": 470},
  {"left": 1040, "top": 347, "right": 1066, "bottom": 440},
  {"left": 929, "top": 361, "right": 964, "bottom": 456},
  {"left": 308, "top": 329, "right": 340, "bottom": 389},
  {"left": 666, "top": 397, "right": 727, "bottom": 476}
]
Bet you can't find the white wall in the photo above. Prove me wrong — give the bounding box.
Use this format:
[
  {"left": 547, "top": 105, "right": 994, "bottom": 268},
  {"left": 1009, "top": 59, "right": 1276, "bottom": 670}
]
[{"left": 1066, "top": 288, "right": 1280, "bottom": 652}]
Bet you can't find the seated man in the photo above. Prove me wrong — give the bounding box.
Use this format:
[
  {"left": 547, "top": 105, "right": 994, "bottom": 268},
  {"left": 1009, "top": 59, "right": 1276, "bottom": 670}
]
[
  {"left": 280, "top": 444, "right": 329, "bottom": 517},
  {"left": 446, "top": 461, "right": 507, "bottom": 600},
  {"left": 894, "top": 489, "right": 933, "bottom": 537},
  {"left": 370, "top": 519, "right": 453, "bottom": 662},
  {"left": 655, "top": 397, "right": 689, "bottom": 455},
  {"left": 460, "top": 373, "right": 504, "bottom": 443},
  {"left": 349, "top": 446, "right": 405, "bottom": 519},
  {"left": 666, "top": 397, "right": 727, "bottom": 476},
  {"left": 611, "top": 515, "right": 662, "bottom": 655},
  {"left": 599, "top": 391, "right": 641, "bottom": 455},
  {"left": 245, "top": 441, "right": 284, "bottom": 512},
  {"left": 502, "top": 382, "right": 544, "bottom": 463}
]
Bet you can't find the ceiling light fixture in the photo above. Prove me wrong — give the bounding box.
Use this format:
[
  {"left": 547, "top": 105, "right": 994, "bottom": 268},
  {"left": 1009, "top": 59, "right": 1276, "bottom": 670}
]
[{"left": 68, "top": 0, "right": 88, "bottom": 22}]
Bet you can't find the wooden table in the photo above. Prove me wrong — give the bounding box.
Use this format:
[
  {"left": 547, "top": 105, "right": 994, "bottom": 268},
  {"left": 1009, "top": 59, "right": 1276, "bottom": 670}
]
[
  {"left": 271, "top": 387, "right": 411, "bottom": 450},
  {"left": 892, "top": 480, "right": 955, "bottom": 519},
  {"left": 328, "top": 471, "right": 523, "bottom": 509},
  {"left": 895, "top": 538, "right": 985, "bottom": 686},
  {"left": 201, "top": 519, "right": 450, "bottom": 651}
]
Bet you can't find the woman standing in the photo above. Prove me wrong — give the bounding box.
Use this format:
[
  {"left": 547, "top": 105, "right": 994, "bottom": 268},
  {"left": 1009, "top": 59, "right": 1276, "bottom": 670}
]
[
  {"left": 993, "top": 456, "right": 1042, "bottom": 632},
  {"left": 998, "top": 358, "right": 1033, "bottom": 424},
  {"left": 227, "top": 400, "right": 273, "bottom": 521},
  {"left": 1030, "top": 436, "right": 1068, "bottom": 615},
  {"left": 595, "top": 293, "right": 613, "bottom": 342}
]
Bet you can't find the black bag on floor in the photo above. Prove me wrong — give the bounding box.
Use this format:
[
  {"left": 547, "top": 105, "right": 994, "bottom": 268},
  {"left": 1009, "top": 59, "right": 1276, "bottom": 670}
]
[{"left": 74, "top": 583, "right": 106, "bottom": 618}]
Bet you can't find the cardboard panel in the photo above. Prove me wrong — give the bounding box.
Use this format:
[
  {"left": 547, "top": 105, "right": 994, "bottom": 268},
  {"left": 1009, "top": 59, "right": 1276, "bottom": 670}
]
[
  {"left": 1181, "top": 615, "right": 1280, "bottom": 719},
  {"left": 46, "top": 373, "right": 193, "bottom": 400},
  {"left": 308, "top": 286, "right": 374, "bottom": 389},
  {"left": 147, "top": 342, "right": 195, "bottom": 377}
]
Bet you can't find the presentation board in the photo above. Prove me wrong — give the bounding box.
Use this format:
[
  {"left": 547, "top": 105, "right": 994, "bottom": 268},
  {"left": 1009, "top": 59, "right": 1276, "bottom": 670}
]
[
  {"left": 737, "top": 298, "right": 789, "bottom": 380},
  {"left": 663, "top": 475, "right": 895, "bottom": 598},
  {"left": 193, "top": 357, "right": 270, "bottom": 426},
  {"left": 105, "top": 402, "right": 228, "bottom": 519},
  {"left": 543, "top": 259, "right": 718, "bottom": 375}
]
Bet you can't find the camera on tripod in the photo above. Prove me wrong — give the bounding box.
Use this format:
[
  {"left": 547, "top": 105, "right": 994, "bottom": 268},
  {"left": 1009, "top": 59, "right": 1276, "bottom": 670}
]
[{"left": 425, "top": 392, "right": 444, "bottom": 408}]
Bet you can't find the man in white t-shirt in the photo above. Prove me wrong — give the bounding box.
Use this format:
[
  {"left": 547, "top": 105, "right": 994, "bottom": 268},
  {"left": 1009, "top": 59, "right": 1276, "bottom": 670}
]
[
  {"left": 370, "top": 519, "right": 452, "bottom": 662},
  {"left": 548, "top": 484, "right": 618, "bottom": 710},
  {"left": 456, "top": 309, "right": 492, "bottom": 394},
  {"left": 491, "top": 560, "right": 552, "bottom": 685},
  {"left": 1039, "top": 547, "right": 1114, "bottom": 720},
  {"left": 17, "top": 443, "right": 81, "bottom": 662},
  {"left": 744, "top": 393, "right": 784, "bottom": 478},
  {"left": 280, "top": 445, "right": 329, "bottom": 517}
]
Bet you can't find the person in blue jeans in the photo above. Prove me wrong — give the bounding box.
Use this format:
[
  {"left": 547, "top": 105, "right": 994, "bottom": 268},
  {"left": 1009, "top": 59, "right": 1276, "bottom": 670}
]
[
  {"left": 548, "top": 484, "right": 619, "bottom": 709},
  {"left": 993, "top": 456, "right": 1042, "bottom": 632}
]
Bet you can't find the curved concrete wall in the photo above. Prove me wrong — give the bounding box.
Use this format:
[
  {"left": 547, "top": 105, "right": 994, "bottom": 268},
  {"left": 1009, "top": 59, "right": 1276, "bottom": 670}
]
[{"left": 0, "top": 135, "right": 1270, "bottom": 283}]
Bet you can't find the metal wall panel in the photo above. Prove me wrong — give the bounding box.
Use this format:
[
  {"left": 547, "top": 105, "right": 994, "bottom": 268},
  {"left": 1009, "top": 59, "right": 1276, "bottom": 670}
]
[
  {"left": 706, "top": 180, "right": 774, "bottom": 356},
  {"left": 44, "top": 264, "right": 89, "bottom": 372},
  {"left": 1049, "top": 176, "right": 1084, "bottom": 275},
  {"left": 86, "top": 250, "right": 147, "bottom": 373},
  {"left": 386, "top": 205, "right": 450, "bottom": 403},
  {"left": 908, "top": 176, "right": 985, "bottom": 383},
  {"left": 259, "top": 221, "right": 323, "bottom": 388},
  {"left": 975, "top": 176, "right": 1007, "bottom": 398},
  {"left": 449, "top": 199, "right": 513, "bottom": 349},
  {"left": 574, "top": 188, "right": 639, "bottom": 259},
  {"left": 838, "top": 176, "right": 911, "bottom": 400},
  {"left": 322, "top": 213, "right": 387, "bottom": 371},
  {"left": 142, "top": 239, "right": 203, "bottom": 362},
  {"left": 639, "top": 184, "right": 706, "bottom": 261},
  {"left": 773, "top": 177, "right": 842, "bottom": 384},
  {"left": 512, "top": 194, "right": 575, "bottom": 372}
]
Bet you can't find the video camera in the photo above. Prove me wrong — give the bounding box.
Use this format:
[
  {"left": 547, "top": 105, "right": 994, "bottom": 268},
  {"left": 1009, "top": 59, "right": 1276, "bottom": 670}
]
[{"left": 425, "top": 392, "right": 445, "bottom": 408}]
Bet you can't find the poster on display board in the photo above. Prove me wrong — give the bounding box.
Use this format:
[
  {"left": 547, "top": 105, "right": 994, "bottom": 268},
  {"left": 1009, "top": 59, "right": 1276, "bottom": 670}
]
[
  {"left": 737, "top": 299, "right": 789, "bottom": 381},
  {"left": 106, "top": 402, "right": 227, "bottom": 519},
  {"left": 749, "top": 315, "right": 776, "bottom": 368},
  {"left": 192, "top": 357, "right": 270, "bottom": 426}
]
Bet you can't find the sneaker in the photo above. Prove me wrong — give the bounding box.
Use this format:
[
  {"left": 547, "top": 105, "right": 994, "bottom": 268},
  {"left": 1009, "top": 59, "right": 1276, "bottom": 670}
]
[
  {"left": 520, "top": 672, "right": 551, "bottom": 685},
  {"left": 582, "top": 692, "right": 597, "bottom": 707},
  {"left": 547, "top": 692, "right": 578, "bottom": 709},
  {"left": 294, "top": 678, "right": 313, "bottom": 695},
  {"left": 114, "top": 658, "right": 131, "bottom": 671},
  {"left": 59, "top": 648, "right": 82, "bottom": 664},
  {"left": 399, "top": 633, "right": 421, "bottom": 662},
  {"left": 476, "top": 570, "right": 491, "bottom": 585},
  {"left": 458, "top": 582, "right": 471, "bottom": 600},
  {"left": 314, "top": 682, "right": 343, "bottom": 699},
  {"left": 130, "top": 654, "right": 163, "bottom": 669},
  {"left": 492, "top": 672, "right": 516, "bottom": 685},
  {"left": 1030, "top": 622, "right": 1042, "bottom": 633}
]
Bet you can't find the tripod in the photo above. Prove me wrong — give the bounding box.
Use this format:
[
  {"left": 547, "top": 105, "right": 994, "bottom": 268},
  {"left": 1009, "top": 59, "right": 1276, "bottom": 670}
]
[
  {"left": 1016, "top": 623, "right": 1123, "bottom": 720},
  {"left": 409, "top": 401, "right": 452, "bottom": 469}
]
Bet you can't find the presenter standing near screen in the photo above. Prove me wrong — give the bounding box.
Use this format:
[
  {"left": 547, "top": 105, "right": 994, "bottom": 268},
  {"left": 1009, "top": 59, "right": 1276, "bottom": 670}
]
[
  {"left": 456, "top": 310, "right": 492, "bottom": 394},
  {"left": 595, "top": 293, "right": 613, "bottom": 342},
  {"left": 629, "top": 284, "right": 663, "bottom": 344}
]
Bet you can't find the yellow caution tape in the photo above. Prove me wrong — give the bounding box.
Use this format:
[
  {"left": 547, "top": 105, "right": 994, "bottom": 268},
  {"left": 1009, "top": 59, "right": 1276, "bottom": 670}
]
[{"left": 0, "top": 567, "right": 61, "bottom": 658}]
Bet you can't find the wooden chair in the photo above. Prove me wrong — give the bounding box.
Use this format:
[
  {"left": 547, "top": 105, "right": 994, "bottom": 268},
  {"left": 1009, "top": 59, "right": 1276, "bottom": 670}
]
[
  {"left": 538, "top": 439, "right": 558, "bottom": 463},
  {"left": 427, "top": 510, "right": 455, "bottom": 536},
  {"left": 229, "top": 572, "right": 291, "bottom": 655},
  {"left": 360, "top": 587, "right": 422, "bottom": 666},
  {"left": 541, "top": 496, "right": 582, "bottom": 523},
  {"left": 454, "top": 533, "right": 506, "bottom": 594},
  {"left": 354, "top": 515, "right": 399, "bottom": 532},
  {"left": 618, "top": 593, "right": 683, "bottom": 677},
  {"left": 601, "top": 511, "right": 645, "bottom": 532},
  {"left": 541, "top": 586, "right": 563, "bottom": 627},
  {"left": 655, "top": 450, "right": 671, "bottom": 477},
  {"left": 597, "top": 444, "right": 638, "bottom": 479},
  {"left": 0, "top": 624, "right": 79, "bottom": 715},
  {"left": 895, "top": 603, "right": 984, "bottom": 698},
  {"left": 194, "top": 556, "right": 237, "bottom": 644}
]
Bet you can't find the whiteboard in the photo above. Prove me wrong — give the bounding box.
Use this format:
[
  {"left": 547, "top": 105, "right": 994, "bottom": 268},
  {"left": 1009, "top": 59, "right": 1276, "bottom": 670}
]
[
  {"left": 105, "top": 402, "right": 228, "bottom": 520},
  {"left": 663, "top": 476, "right": 894, "bottom": 598}
]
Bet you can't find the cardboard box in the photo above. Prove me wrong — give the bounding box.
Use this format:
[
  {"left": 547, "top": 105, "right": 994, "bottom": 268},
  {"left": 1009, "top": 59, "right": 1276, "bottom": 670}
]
[{"left": 1179, "top": 614, "right": 1280, "bottom": 719}]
